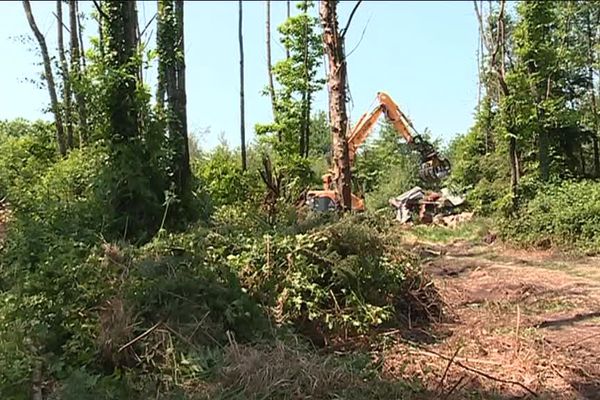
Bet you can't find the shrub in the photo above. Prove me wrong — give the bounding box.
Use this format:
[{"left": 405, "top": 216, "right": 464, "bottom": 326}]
[{"left": 499, "top": 180, "right": 600, "bottom": 252}]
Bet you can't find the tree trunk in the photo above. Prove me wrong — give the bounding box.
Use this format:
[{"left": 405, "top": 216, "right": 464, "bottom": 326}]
[
  {"left": 301, "top": 3, "right": 311, "bottom": 158},
  {"left": 157, "top": 0, "right": 190, "bottom": 194},
  {"left": 97, "top": 0, "right": 104, "bottom": 58},
  {"left": 239, "top": 0, "right": 247, "bottom": 170},
  {"left": 70, "top": 0, "right": 89, "bottom": 144},
  {"left": 23, "top": 0, "right": 67, "bottom": 156},
  {"left": 538, "top": 115, "right": 550, "bottom": 181},
  {"left": 104, "top": 0, "right": 140, "bottom": 140},
  {"left": 265, "top": 1, "right": 276, "bottom": 119},
  {"left": 320, "top": 0, "right": 352, "bottom": 211},
  {"left": 586, "top": 8, "right": 600, "bottom": 177},
  {"left": 76, "top": 0, "right": 86, "bottom": 68},
  {"left": 174, "top": 0, "right": 191, "bottom": 192},
  {"left": 286, "top": 0, "right": 291, "bottom": 59},
  {"left": 57, "top": 0, "right": 74, "bottom": 150},
  {"left": 156, "top": 1, "right": 166, "bottom": 110}
]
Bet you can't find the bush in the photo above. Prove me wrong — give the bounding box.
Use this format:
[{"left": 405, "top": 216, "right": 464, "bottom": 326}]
[
  {"left": 499, "top": 180, "right": 600, "bottom": 252},
  {"left": 226, "top": 214, "right": 440, "bottom": 343},
  {"left": 0, "top": 122, "right": 57, "bottom": 201}
]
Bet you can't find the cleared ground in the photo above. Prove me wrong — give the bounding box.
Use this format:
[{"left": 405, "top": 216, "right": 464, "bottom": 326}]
[{"left": 383, "top": 236, "right": 600, "bottom": 400}]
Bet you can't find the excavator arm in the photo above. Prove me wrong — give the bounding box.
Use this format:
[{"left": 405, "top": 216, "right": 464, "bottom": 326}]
[
  {"left": 310, "top": 91, "right": 451, "bottom": 212},
  {"left": 324, "top": 92, "right": 450, "bottom": 190}
]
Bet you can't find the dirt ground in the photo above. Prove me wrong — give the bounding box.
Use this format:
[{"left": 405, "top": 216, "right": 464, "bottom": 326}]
[{"left": 383, "top": 239, "right": 600, "bottom": 400}]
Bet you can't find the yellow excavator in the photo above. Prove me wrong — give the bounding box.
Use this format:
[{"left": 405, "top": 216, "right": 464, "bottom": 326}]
[{"left": 306, "top": 91, "right": 451, "bottom": 212}]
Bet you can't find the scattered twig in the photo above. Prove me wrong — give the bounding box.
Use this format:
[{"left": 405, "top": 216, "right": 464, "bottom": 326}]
[
  {"left": 118, "top": 320, "right": 162, "bottom": 352},
  {"left": 442, "top": 375, "right": 466, "bottom": 400},
  {"left": 406, "top": 343, "right": 538, "bottom": 397},
  {"left": 514, "top": 304, "right": 521, "bottom": 358},
  {"left": 561, "top": 331, "right": 600, "bottom": 349},
  {"left": 436, "top": 345, "right": 462, "bottom": 393},
  {"left": 188, "top": 311, "right": 211, "bottom": 341},
  {"left": 164, "top": 322, "right": 222, "bottom": 349}
]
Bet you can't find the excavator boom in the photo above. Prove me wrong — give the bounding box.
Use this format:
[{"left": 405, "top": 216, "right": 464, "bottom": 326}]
[{"left": 347, "top": 92, "right": 450, "bottom": 182}]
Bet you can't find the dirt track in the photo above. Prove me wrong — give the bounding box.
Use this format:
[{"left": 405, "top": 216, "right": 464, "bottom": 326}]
[{"left": 384, "top": 240, "right": 600, "bottom": 400}]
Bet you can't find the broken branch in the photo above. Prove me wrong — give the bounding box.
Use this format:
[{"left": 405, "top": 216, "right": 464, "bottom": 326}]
[
  {"left": 118, "top": 320, "right": 162, "bottom": 352},
  {"left": 340, "top": 0, "right": 363, "bottom": 39}
]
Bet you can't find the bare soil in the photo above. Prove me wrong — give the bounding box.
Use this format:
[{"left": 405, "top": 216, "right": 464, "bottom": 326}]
[{"left": 383, "top": 240, "right": 600, "bottom": 400}]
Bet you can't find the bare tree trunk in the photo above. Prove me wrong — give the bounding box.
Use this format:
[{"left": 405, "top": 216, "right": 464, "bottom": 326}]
[
  {"left": 301, "top": 3, "right": 311, "bottom": 158},
  {"left": 265, "top": 1, "right": 276, "bottom": 119},
  {"left": 286, "top": 0, "right": 291, "bottom": 59},
  {"left": 23, "top": 0, "right": 67, "bottom": 156},
  {"left": 57, "top": 0, "right": 74, "bottom": 149},
  {"left": 70, "top": 0, "right": 89, "bottom": 144},
  {"left": 586, "top": 8, "right": 600, "bottom": 177},
  {"left": 97, "top": 0, "right": 104, "bottom": 58},
  {"left": 156, "top": 1, "right": 166, "bottom": 110},
  {"left": 320, "top": 0, "right": 352, "bottom": 211},
  {"left": 239, "top": 0, "right": 247, "bottom": 170},
  {"left": 76, "top": 0, "right": 86, "bottom": 68}
]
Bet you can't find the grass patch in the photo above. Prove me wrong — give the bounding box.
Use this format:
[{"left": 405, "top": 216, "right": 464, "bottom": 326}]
[
  {"left": 529, "top": 298, "right": 575, "bottom": 313},
  {"left": 409, "top": 218, "right": 491, "bottom": 245}
]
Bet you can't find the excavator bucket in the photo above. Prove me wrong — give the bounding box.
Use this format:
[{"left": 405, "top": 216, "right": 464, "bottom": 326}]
[
  {"left": 410, "top": 135, "right": 451, "bottom": 182},
  {"left": 419, "top": 156, "right": 451, "bottom": 182}
]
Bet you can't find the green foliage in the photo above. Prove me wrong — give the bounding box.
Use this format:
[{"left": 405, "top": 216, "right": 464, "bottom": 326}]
[
  {"left": 451, "top": 0, "right": 600, "bottom": 224},
  {"left": 499, "top": 180, "right": 600, "bottom": 252},
  {"left": 226, "top": 214, "right": 437, "bottom": 340},
  {"left": 353, "top": 123, "right": 424, "bottom": 209},
  {"left": 193, "top": 144, "right": 262, "bottom": 208},
  {"left": 256, "top": 1, "right": 325, "bottom": 159},
  {"left": 0, "top": 120, "right": 57, "bottom": 201}
]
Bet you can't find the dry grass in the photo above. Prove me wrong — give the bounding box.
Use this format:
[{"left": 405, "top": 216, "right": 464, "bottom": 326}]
[
  {"left": 194, "top": 338, "right": 426, "bottom": 400},
  {"left": 97, "top": 297, "right": 137, "bottom": 369}
]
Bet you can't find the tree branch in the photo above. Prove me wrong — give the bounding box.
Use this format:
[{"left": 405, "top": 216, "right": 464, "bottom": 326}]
[
  {"left": 92, "top": 0, "right": 110, "bottom": 21},
  {"left": 140, "top": 12, "right": 157, "bottom": 40},
  {"left": 52, "top": 11, "right": 71, "bottom": 34},
  {"left": 340, "top": 0, "right": 362, "bottom": 39},
  {"left": 472, "top": 0, "right": 490, "bottom": 52}
]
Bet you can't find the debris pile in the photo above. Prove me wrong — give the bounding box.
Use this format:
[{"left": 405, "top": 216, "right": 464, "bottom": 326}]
[{"left": 389, "top": 186, "right": 467, "bottom": 226}]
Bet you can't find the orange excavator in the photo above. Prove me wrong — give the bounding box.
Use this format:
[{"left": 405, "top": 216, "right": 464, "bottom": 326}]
[{"left": 306, "top": 91, "right": 451, "bottom": 212}]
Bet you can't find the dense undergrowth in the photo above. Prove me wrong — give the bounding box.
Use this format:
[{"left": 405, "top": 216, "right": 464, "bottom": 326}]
[
  {"left": 498, "top": 180, "right": 600, "bottom": 253},
  {"left": 0, "top": 120, "right": 440, "bottom": 399}
]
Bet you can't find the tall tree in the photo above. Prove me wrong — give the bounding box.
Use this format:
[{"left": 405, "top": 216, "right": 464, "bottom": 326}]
[
  {"left": 157, "top": 0, "right": 192, "bottom": 196},
  {"left": 22, "top": 0, "right": 67, "bottom": 156},
  {"left": 320, "top": 0, "right": 352, "bottom": 210},
  {"left": 70, "top": 0, "right": 89, "bottom": 143},
  {"left": 256, "top": 1, "right": 324, "bottom": 159},
  {"left": 473, "top": 0, "right": 519, "bottom": 201},
  {"left": 513, "top": 1, "right": 558, "bottom": 182},
  {"left": 56, "top": 0, "right": 74, "bottom": 149},
  {"left": 583, "top": 3, "right": 600, "bottom": 176},
  {"left": 103, "top": 0, "right": 139, "bottom": 140},
  {"left": 174, "top": 0, "right": 190, "bottom": 192},
  {"left": 286, "top": 0, "right": 291, "bottom": 59},
  {"left": 239, "top": 0, "right": 247, "bottom": 170},
  {"left": 266, "top": 0, "right": 277, "bottom": 121}
]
